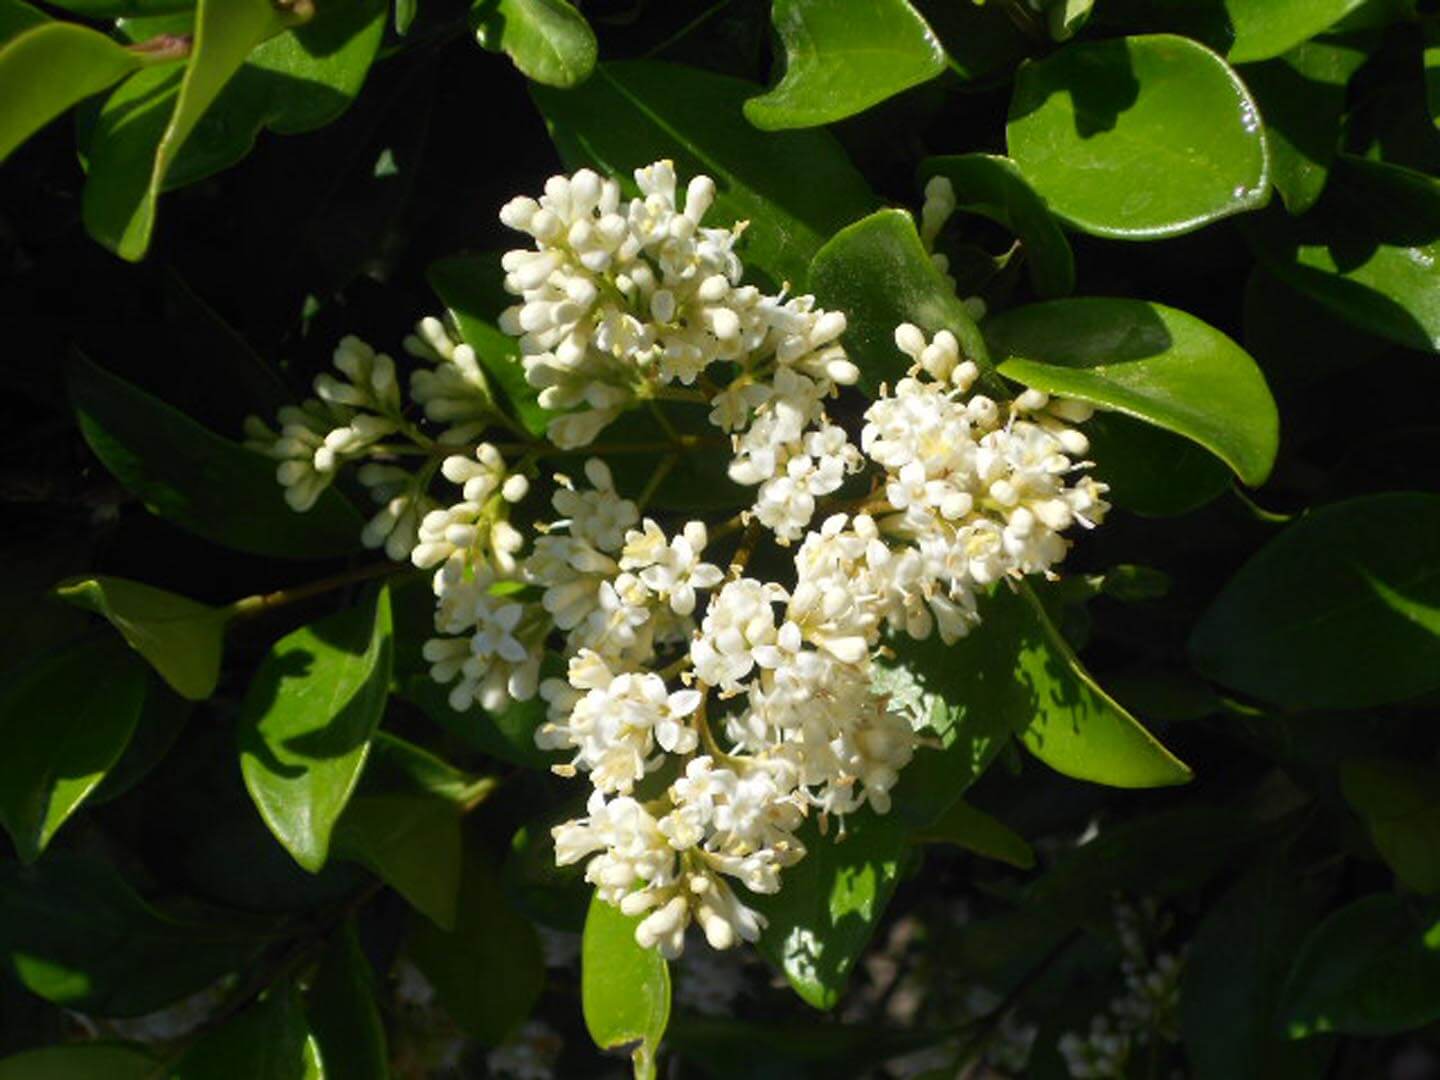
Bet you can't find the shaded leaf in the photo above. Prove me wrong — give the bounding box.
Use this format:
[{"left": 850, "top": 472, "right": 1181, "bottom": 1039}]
[
  {"left": 1008, "top": 35, "right": 1270, "bottom": 239},
  {"left": 910, "top": 0, "right": 1028, "bottom": 81},
  {"left": 472, "top": 0, "right": 596, "bottom": 88},
  {"left": 403, "top": 674, "right": 558, "bottom": 771},
  {"left": 914, "top": 799, "right": 1035, "bottom": 869},
  {"left": 1083, "top": 412, "right": 1231, "bottom": 517},
  {"left": 88, "top": 677, "right": 193, "bottom": 805},
  {"left": 172, "top": 981, "right": 322, "bottom": 1079},
  {"left": 582, "top": 891, "right": 670, "bottom": 1076},
  {"left": 744, "top": 0, "right": 946, "bottom": 131},
  {"left": 1222, "top": 0, "right": 1367, "bottom": 63},
  {"left": 306, "top": 920, "right": 387, "bottom": 1080},
  {"left": 667, "top": 1015, "right": 938, "bottom": 1080},
  {"left": 1189, "top": 494, "right": 1440, "bottom": 709},
  {"left": 986, "top": 297, "right": 1279, "bottom": 487},
  {"left": 238, "top": 585, "right": 395, "bottom": 873},
  {"left": 0, "top": 1044, "right": 159, "bottom": 1080},
  {"left": 1341, "top": 757, "right": 1440, "bottom": 894},
  {"left": 501, "top": 807, "right": 591, "bottom": 932}
]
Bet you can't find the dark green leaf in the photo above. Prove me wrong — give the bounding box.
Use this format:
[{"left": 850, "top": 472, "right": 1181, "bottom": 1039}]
[
  {"left": 1222, "top": 0, "right": 1367, "bottom": 63},
  {"left": 238, "top": 585, "right": 395, "bottom": 873},
  {"left": 531, "top": 60, "right": 877, "bottom": 287},
  {"left": 1244, "top": 156, "right": 1440, "bottom": 352},
  {"left": 1008, "top": 34, "right": 1270, "bottom": 239},
  {"left": 919, "top": 153, "right": 1075, "bottom": 297},
  {"left": 0, "top": 19, "right": 144, "bottom": 163},
  {"left": 582, "top": 891, "right": 670, "bottom": 1075},
  {"left": 426, "top": 254, "right": 548, "bottom": 437},
  {"left": 743, "top": 0, "right": 946, "bottom": 131},
  {"left": 306, "top": 920, "right": 387, "bottom": 1080},
  {"left": 0, "top": 1044, "right": 160, "bottom": 1080},
  {"left": 68, "top": 354, "right": 363, "bottom": 559},
  {"left": 910, "top": 0, "right": 1029, "bottom": 81},
  {"left": 47, "top": 1, "right": 194, "bottom": 14},
  {"left": 986, "top": 297, "right": 1279, "bottom": 487},
  {"left": 472, "top": 0, "right": 596, "bottom": 88},
  {"left": 1242, "top": 268, "right": 1386, "bottom": 391},
  {"left": 0, "top": 637, "right": 148, "bottom": 862},
  {"left": 1189, "top": 494, "right": 1440, "bottom": 709},
  {"left": 1282, "top": 895, "right": 1440, "bottom": 1038},
  {"left": 403, "top": 673, "right": 558, "bottom": 770},
  {"left": 667, "top": 1016, "right": 939, "bottom": 1080},
  {"left": 807, "top": 208, "right": 991, "bottom": 396},
  {"left": 408, "top": 838, "right": 545, "bottom": 1044},
  {"left": 1181, "top": 861, "right": 1332, "bottom": 1079},
  {"left": 89, "top": 677, "right": 192, "bottom": 805},
  {"left": 82, "top": 0, "right": 292, "bottom": 260},
  {"left": 602, "top": 403, "right": 752, "bottom": 512},
  {"left": 1427, "top": 20, "right": 1440, "bottom": 133},
  {"left": 0, "top": 0, "right": 47, "bottom": 45},
  {"left": 1341, "top": 757, "right": 1440, "bottom": 894},
  {"left": 501, "top": 807, "right": 591, "bottom": 932},
  {"left": 1084, "top": 412, "right": 1231, "bottom": 517},
  {"left": 395, "top": 0, "right": 416, "bottom": 34},
  {"left": 1238, "top": 36, "right": 1371, "bottom": 214},
  {"left": 914, "top": 799, "right": 1035, "bottom": 869},
  {"left": 173, "top": 981, "right": 322, "bottom": 1079},
  {"left": 55, "top": 575, "right": 227, "bottom": 701},
  {"left": 0, "top": 854, "right": 260, "bottom": 1016},
  {"left": 332, "top": 733, "right": 472, "bottom": 929}
]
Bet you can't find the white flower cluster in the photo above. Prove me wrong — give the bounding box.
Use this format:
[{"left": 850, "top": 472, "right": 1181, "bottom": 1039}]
[
  {"left": 1058, "top": 900, "right": 1186, "bottom": 1079},
  {"left": 248, "top": 161, "right": 1110, "bottom": 960}
]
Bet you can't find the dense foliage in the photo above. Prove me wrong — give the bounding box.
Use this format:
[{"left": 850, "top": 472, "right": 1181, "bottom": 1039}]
[{"left": 3, "top": 0, "right": 1440, "bottom": 1077}]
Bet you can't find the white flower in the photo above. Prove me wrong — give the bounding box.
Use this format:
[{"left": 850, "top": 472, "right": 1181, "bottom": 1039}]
[{"left": 621, "top": 519, "right": 724, "bottom": 616}]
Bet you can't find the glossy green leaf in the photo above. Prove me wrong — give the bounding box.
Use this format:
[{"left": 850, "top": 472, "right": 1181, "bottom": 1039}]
[
  {"left": 1084, "top": 412, "right": 1231, "bottom": 517},
  {"left": 54, "top": 575, "right": 227, "bottom": 701},
  {"left": 0, "top": 637, "right": 148, "bottom": 863},
  {"left": 47, "top": 1, "right": 194, "bottom": 14},
  {"left": 395, "top": 0, "right": 416, "bottom": 34},
  {"left": 409, "top": 839, "right": 545, "bottom": 1044},
  {"left": 753, "top": 811, "right": 908, "bottom": 1010},
  {"left": 0, "top": 19, "right": 145, "bottom": 164},
  {"left": 306, "top": 921, "right": 387, "bottom": 1080},
  {"left": 914, "top": 799, "right": 1035, "bottom": 869},
  {"left": 69, "top": 354, "right": 363, "bottom": 559},
  {"left": 1222, "top": 0, "right": 1367, "bottom": 63},
  {"left": 744, "top": 0, "right": 946, "bottom": 131},
  {"left": 1189, "top": 494, "right": 1440, "bottom": 709},
  {"left": 426, "top": 254, "right": 547, "bottom": 437},
  {"left": 1282, "top": 895, "right": 1440, "bottom": 1038},
  {"left": 238, "top": 585, "right": 395, "bottom": 873},
  {"left": 582, "top": 891, "right": 671, "bottom": 1076},
  {"left": 0, "top": 854, "right": 259, "bottom": 1016},
  {"left": 919, "top": 154, "right": 1075, "bottom": 298},
  {"left": 83, "top": 0, "right": 292, "bottom": 260},
  {"left": 1181, "top": 861, "right": 1331, "bottom": 1079},
  {"left": 1244, "top": 156, "right": 1440, "bottom": 352},
  {"left": 1341, "top": 757, "right": 1440, "bottom": 894},
  {"left": 0, "top": 1044, "right": 159, "bottom": 1080},
  {"left": 173, "top": 982, "right": 322, "bottom": 1079},
  {"left": 807, "top": 209, "right": 991, "bottom": 396},
  {"left": 1239, "top": 36, "right": 1371, "bottom": 214},
  {"left": 1008, "top": 583, "right": 1192, "bottom": 787},
  {"left": 332, "top": 733, "right": 471, "bottom": 929},
  {"left": 985, "top": 297, "right": 1279, "bottom": 487},
  {"left": 1048, "top": 0, "right": 1096, "bottom": 41},
  {"left": 531, "top": 60, "right": 877, "bottom": 287},
  {"left": 1007, "top": 34, "right": 1270, "bottom": 239},
  {"left": 472, "top": 0, "right": 596, "bottom": 88}
]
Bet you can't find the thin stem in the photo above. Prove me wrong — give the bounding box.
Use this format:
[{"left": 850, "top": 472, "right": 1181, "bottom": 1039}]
[
  {"left": 727, "top": 520, "right": 763, "bottom": 578},
  {"left": 226, "top": 560, "right": 413, "bottom": 620},
  {"left": 637, "top": 454, "right": 679, "bottom": 511}
]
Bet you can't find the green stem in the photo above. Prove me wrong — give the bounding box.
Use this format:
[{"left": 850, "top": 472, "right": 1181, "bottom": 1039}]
[
  {"left": 637, "top": 454, "right": 679, "bottom": 511},
  {"left": 226, "top": 560, "right": 414, "bottom": 620}
]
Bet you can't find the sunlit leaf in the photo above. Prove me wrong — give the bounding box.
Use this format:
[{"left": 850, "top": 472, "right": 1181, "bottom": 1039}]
[
  {"left": 472, "top": 0, "right": 596, "bottom": 88},
  {"left": 582, "top": 891, "right": 671, "bottom": 1076}
]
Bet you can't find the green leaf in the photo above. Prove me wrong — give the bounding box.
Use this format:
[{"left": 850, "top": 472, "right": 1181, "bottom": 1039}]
[
  {"left": 1238, "top": 36, "right": 1371, "bottom": 214},
  {"left": 331, "top": 733, "right": 471, "bottom": 929},
  {"left": 666, "top": 1016, "right": 939, "bottom": 1080},
  {"left": 918, "top": 153, "right": 1076, "bottom": 298},
  {"left": 1427, "top": 20, "right": 1440, "bottom": 133},
  {"left": 0, "top": 854, "right": 260, "bottom": 1016},
  {"left": 582, "top": 891, "right": 671, "bottom": 1076},
  {"left": 472, "top": 0, "right": 596, "bottom": 88},
  {"left": 1222, "top": 0, "right": 1367, "bottom": 63},
  {"left": 403, "top": 673, "right": 559, "bottom": 771},
  {"left": 1084, "top": 412, "right": 1231, "bottom": 517},
  {"left": 0, "top": 1044, "right": 160, "bottom": 1080},
  {"left": 306, "top": 920, "right": 387, "bottom": 1080},
  {"left": 82, "top": 0, "right": 293, "bottom": 260},
  {"left": 68, "top": 354, "right": 363, "bottom": 559},
  {"left": 88, "top": 677, "right": 193, "bottom": 805},
  {"left": 1007, "top": 34, "right": 1270, "bottom": 239},
  {"left": 1244, "top": 156, "right": 1440, "bottom": 352},
  {"left": 0, "top": 637, "right": 148, "bottom": 863},
  {"left": 743, "top": 0, "right": 946, "bottom": 131},
  {"left": 1242, "top": 268, "right": 1385, "bottom": 391},
  {"left": 807, "top": 209, "right": 991, "bottom": 397},
  {"left": 1341, "top": 757, "right": 1440, "bottom": 894},
  {"left": 752, "top": 812, "right": 908, "bottom": 1010},
  {"left": 0, "top": 19, "right": 144, "bottom": 164},
  {"left": 408, "top": 838, "right": 545, "bottom": 1044},
  {"left": 395, "top": 0, "right": 416, "bottom": 34},
  {"left": 0, "top": 0, "right": 48, "bottom": 44},
  {"left": 531, "top": 60, "right": 877, "bottom": 287},
  {"left": 238, "top": 585, "right": 395, "bottom": 873},
  {"left": 1282, "top": 895, "right": 1440, "bottom": 1038},
  {"left": 910, "top": 0, "right": 1029, "bottom": 82},
  {"left": 426, "top": 253, "right": 548, "bottom": 437},
  {"left": 501, "top": 807, "right": 591, "bottom": 931},
  {"left": 1189, "top": 494, "right": 1440, "bottom": 709},
  {"left": 1180, "top": 861, "right": 1332, "bottom": 1079},
  {"left": 47, "top": 1, "right": 194, "bottom": 14},
  {"left": 985, "top": 297, "right": 1279, "bottom": 488},
  {"left": 173, "top": 982, "right": 322, "bottom": 1079},
  {"left": 54, "top": 575, "right": 227, "bottom": 701},
  {"left": 914, "top": 799, "right": 1035, "bottom": 869}
]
